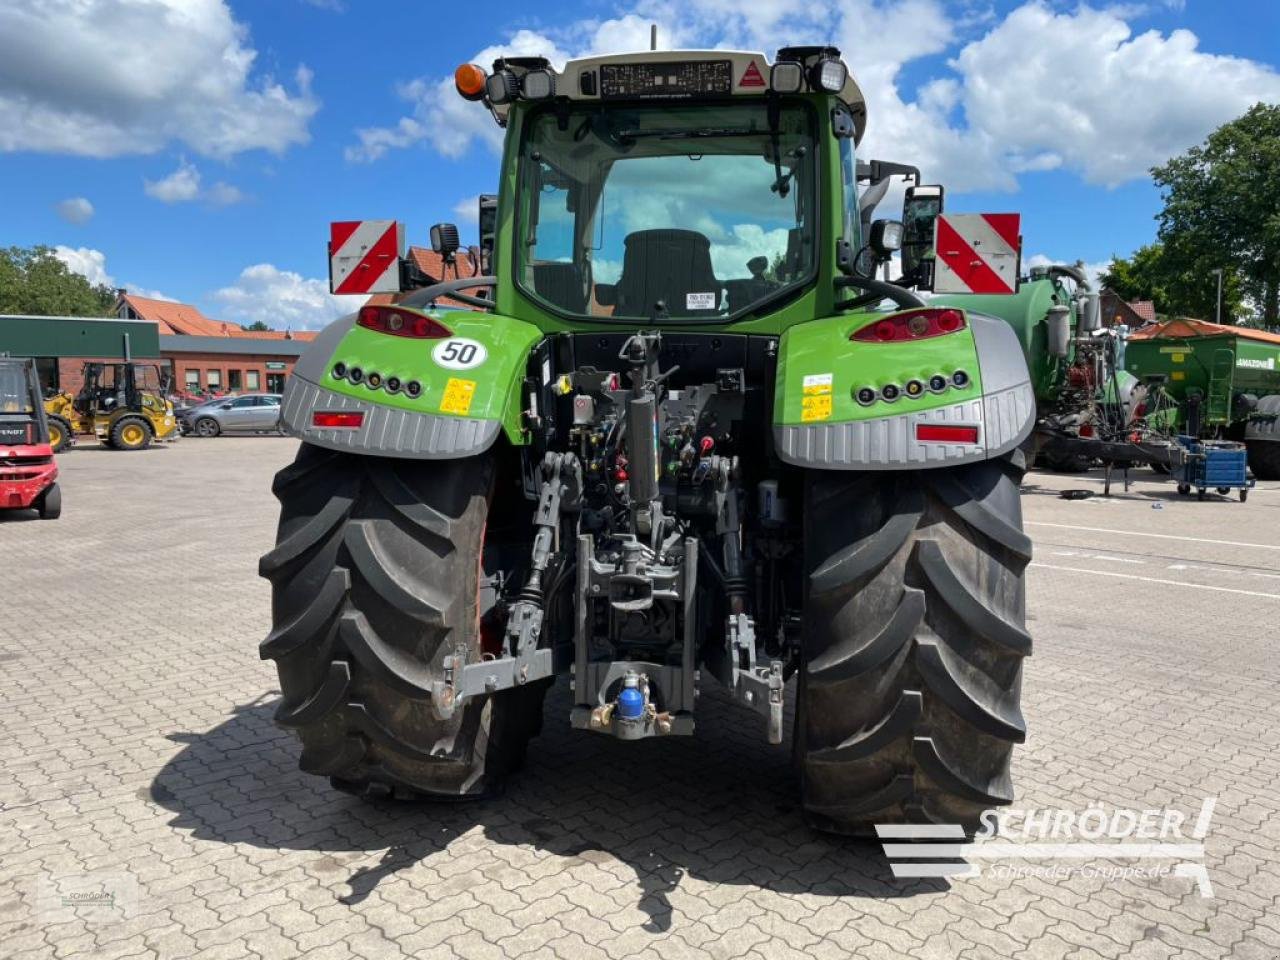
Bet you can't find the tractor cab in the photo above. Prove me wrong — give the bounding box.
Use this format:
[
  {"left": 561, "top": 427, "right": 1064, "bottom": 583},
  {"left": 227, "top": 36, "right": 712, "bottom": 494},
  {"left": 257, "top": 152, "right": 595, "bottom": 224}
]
[{"left": 0, "top": 357, "right": 61, "bottom": 518}]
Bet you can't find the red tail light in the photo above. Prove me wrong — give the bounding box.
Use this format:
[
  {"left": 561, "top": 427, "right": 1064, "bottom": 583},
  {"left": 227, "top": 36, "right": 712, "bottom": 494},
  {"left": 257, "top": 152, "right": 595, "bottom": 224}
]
[
  {"left": 916, "top": 424, "right": 980, "bottom": 444},
  {"left": 852, "top": 308, "right": 966, "bottom": 343},
  {"left": 357, "top": 305, "right": 452, "bottom": 339},
  {"left": 313, "top": 411, "right": 364, "bottom": 428}
]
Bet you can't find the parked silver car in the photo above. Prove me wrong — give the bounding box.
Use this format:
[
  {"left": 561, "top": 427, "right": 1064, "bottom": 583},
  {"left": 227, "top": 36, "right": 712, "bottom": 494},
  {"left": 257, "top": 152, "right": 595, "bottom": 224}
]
[{"left": 185, "top": 394, "right": 283, "bottom": 437}]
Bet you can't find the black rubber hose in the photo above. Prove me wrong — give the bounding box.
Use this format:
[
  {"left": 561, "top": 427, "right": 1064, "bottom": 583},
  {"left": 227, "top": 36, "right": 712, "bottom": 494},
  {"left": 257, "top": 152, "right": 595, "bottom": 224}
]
[
  {"left": 400, "top": 276, "right": 497, "bottom": 310},
  {"left": 833, "top": 275, "right": 927, "bottom": 310}
]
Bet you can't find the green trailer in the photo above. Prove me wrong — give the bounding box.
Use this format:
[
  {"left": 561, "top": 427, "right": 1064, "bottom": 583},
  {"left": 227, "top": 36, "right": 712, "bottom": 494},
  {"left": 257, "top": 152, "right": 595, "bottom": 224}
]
[{"left": 1124, "top": 319, "right": 1280, "bottom": 478}]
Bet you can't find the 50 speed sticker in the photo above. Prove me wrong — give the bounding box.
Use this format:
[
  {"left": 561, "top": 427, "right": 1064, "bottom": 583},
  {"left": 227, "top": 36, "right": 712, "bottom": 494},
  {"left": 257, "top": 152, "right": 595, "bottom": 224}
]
[{"left": 433, "top": 338, "right": 488, "bottom": 370}]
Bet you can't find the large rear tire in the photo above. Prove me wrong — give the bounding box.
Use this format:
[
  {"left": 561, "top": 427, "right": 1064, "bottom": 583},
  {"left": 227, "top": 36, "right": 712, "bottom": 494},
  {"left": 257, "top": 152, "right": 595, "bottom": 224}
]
[
  {"left": 797, "top": 453, "right": 1031, "bottom": 834},
  {"left": 1247, "top": 440, "right": 1280, "bottom": 481},
  {"left": 259, "top": 443, "right": 545, "bottom": 799}
]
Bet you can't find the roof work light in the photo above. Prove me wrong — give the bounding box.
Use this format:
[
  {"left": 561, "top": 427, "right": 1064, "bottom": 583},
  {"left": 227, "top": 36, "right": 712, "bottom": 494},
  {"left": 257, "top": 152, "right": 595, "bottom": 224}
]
[{"left": 522, "top": 69, "right": 556, "bottom": 100}]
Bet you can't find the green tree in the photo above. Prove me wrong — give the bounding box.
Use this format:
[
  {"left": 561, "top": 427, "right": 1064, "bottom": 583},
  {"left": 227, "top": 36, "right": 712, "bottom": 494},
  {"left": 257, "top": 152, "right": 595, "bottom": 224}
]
[
  {"left": 1151, "top": 102, "right": 1280, "bottom": 329},
  {"left": 243, "top": 320, "right": 272, "bottom": 331},
  {"left": 1101, "top": 244, "right": 1172, "bottom": 312},
  {"left": 0, "top": 245, "right": 116, "bottom": 317},
  {"left": 1101, "top": 242, "right": 1244, "bottom": 322}
]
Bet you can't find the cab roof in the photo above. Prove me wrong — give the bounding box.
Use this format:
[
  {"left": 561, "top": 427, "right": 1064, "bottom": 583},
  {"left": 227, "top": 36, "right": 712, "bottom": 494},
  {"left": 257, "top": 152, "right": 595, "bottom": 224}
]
[{"left": 496, "top": 49, "right": 868, "bottom": 144}]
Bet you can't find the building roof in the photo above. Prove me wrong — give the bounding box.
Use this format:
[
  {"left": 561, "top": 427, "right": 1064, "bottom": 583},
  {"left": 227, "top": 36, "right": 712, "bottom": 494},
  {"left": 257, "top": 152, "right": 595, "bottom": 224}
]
[
  {"left": 159, "top": 334, "right": 311, "bottom": 357},
  {"left": 0, "top": 314, "right": 161, "bottom": 358},
  {"left": 114, "top": 293, "right": 322, "bottom": 340},
  {"left": 1100, "top": 290, "right": 1158, "bottom": 328},
  {"left": 233, "top": 329, "right": 319, "bottom": 341},
  {"left": 1129, "top": 300, "right": 1156, "bottom": 324},
  {"left": 1127, "top": 317, "right": 1280, "bottom": 346},
  {"left": 117, "top": 294, "right": 229, "bottom": 337},
  {"left": 364, "top": 246, "right": 487, "bottom": 310}
]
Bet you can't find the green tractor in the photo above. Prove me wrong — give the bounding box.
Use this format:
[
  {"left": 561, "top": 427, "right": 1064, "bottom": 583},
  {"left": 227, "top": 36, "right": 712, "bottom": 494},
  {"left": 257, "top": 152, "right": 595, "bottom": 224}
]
[{"left": 261, "top": 47, "right": 1035, "bottom": 833}]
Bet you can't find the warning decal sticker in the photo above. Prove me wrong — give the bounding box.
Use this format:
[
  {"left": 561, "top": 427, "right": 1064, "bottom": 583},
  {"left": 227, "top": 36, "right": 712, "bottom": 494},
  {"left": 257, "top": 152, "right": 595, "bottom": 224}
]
[
  {"left": 801, "top": 373, "right": 833, "bottom": 422},
  {"left": 439, "top": 378, "right": 477, "bottom": 415},
  {"left": 739, "top": 60, "right": 766, "bottom": 88}
]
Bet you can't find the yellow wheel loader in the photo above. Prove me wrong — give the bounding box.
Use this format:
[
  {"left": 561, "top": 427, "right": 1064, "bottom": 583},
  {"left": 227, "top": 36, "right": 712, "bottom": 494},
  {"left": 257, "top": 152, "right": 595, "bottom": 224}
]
[{"left": 44, "top": 363, "right": 178, "bottom": 451}]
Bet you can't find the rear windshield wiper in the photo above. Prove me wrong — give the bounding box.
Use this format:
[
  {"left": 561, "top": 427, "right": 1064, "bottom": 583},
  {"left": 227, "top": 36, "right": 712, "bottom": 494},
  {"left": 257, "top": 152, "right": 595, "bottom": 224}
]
[{"left": 611, "top": 126, "right": 760, "bottom": 142}]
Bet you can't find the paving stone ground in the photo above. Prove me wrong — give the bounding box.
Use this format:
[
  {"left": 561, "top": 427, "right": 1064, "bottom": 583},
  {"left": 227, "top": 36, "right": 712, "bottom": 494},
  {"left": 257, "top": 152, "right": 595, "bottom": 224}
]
[{"left": 2, "top": 436, "right": 1278, "bottom": 959}]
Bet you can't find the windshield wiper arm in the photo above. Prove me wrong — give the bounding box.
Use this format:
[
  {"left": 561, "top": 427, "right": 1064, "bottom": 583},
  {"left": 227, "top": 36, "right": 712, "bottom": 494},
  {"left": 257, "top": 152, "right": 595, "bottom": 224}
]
[{"left": 611, "top": 126, "right": 760, "bottom": 141}]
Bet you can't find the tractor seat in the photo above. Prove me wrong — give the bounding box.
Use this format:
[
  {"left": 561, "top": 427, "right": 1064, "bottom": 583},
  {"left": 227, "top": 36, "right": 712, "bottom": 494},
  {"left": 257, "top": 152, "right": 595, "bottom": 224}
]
[{"left": 614, "top": 229, "right": 721, "bottom": 319}]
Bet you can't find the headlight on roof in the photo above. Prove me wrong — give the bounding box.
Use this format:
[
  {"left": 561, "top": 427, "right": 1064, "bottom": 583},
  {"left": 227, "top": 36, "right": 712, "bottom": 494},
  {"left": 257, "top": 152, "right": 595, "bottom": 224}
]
[
  {"left": 522, "top": 68, "right": 555, "bottom": 100},
  {"left": 770, "top": 61, "right": 804, "bottom": 94},
  {"left": 485, "top": 70, "right": 518, "bottom": 105},
  {"left": 810, "top": 58, "right": 848, "bottom": 93}
]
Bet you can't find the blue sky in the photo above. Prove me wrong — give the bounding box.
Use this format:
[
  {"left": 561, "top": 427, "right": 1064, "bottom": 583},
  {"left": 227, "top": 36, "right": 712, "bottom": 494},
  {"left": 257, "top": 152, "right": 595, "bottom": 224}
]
[{"left": 2, "top": 0, "right": 1278, "bottom": 329}]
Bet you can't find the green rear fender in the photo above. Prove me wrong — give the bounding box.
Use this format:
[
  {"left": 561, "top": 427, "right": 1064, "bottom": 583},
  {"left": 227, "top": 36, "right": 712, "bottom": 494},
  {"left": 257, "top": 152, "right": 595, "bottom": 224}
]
[
  {"left": 773, "top": 308, "right": 1036, "bottom": 469},
  {"left": 280, "top": 307, "right": 540, "bottom": 459}
]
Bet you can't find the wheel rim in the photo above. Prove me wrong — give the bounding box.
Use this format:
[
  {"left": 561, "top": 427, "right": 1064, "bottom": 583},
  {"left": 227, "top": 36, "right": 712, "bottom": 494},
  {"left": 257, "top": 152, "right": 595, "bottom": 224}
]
[
  {"left": 49, "top": 424, "right": 63, "bottom": 447},
  {"left": 198, "top": 420, "right": 216, "bottom": 436},
  {"left": 121, "top": 424, "right": 145, "bottom": 446}
]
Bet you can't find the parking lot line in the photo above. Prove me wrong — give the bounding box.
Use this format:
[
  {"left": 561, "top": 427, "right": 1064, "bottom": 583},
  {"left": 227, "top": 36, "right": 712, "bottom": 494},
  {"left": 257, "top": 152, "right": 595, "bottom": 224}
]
[
  {"left": 1025, "top": 521, "right": 1280, "bottom": 551},
  {"left": 1030, "top": 562, "right": 1280, "bottom": 600}
]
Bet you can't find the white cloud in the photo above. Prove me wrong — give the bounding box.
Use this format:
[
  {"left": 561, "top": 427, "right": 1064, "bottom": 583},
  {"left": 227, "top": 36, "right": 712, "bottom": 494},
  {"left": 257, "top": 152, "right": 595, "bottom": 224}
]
[
  {"left": 708, "top": 224, "right": 791, "bottom": 280},
  {"left": 206, "top": 181, "right": 248, "bottom": 206},
  {"left": 453, "top": 195, "right": 481, "bottom": 223},
  {"left": 0, "top": 0, "right": 318, "bottom": 159},
  {"left": 145, "top": 159, "right": 202, "bottom": 203},
  {"left": 54, "top": 246, "right": 113, "bottom": 287},
  {"left": 212, "top": 263, "right": 361, "bottom": 330},
  {"left": 54, "top": 197, "right": 94, "bottom": 225},
  {"left": 144, "top": 159, "right": 247, "bottom": 205},
  {"left": 53, "top": 245, "right": 174, "bottom": 299},
  {"left": 950, "top": 3, "right": 1280, "bottom": 187},
  {"left": 345, "top": 1, "right": 1280, "bottom": 196}
]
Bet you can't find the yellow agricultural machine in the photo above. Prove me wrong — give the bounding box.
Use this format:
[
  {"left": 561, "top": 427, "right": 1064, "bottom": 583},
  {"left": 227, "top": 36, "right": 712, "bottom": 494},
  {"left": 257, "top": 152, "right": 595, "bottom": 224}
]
[{"left": 44, "top": 362, "right": 178, "bottom": 451}]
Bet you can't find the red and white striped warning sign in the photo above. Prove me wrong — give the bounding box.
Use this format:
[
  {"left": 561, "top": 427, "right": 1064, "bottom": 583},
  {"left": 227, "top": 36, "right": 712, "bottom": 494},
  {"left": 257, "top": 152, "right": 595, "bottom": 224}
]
[
  {"left": 932, "top": 213, "right": 1021, "bottom": 295},
  {"left": 329, "top": 220, "right": 404, "bottom": 295}
]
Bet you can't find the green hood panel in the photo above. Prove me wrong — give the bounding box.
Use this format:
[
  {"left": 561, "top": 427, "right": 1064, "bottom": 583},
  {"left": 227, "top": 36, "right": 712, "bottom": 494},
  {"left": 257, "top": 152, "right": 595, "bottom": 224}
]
[
  {"left": 774, "top": 310, "right": 983, "bottom": 426},
  {"left": 317, "top": 309, "right": 541, "bottom": 443}
]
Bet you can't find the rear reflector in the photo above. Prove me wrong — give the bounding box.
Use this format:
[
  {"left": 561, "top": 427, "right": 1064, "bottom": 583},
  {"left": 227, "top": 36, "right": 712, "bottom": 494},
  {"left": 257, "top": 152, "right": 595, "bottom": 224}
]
[
  {"left": 313, "top": 411, "right": 364, "bottom": 428},
  {"left": 916, "top": 424, "right": 980, "bottom": 444}
]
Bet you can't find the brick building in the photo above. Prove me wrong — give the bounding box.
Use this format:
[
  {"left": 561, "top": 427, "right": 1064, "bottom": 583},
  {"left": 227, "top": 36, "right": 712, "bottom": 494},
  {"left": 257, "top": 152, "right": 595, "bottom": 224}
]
[
  {"left": 111, "top": 292, "right": 317, "bottom": 396},
  {"left": 1100, "top": 290, "right": 1157, "bottom": 329},
  {"left": 161, "top": 335, "right": 309, "bottom": 396},
  {"left": 0, "top": 314, "right": 164, "bottom": 395},
  {"left": 1, "top": 291, "right": 322, "bottom": 399}
]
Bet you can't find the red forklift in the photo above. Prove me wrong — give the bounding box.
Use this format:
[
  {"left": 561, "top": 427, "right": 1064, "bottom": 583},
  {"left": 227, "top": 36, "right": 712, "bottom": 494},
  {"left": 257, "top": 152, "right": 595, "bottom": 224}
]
[{"left": 0, "top": 357, "right": 61, "bottom": 519}]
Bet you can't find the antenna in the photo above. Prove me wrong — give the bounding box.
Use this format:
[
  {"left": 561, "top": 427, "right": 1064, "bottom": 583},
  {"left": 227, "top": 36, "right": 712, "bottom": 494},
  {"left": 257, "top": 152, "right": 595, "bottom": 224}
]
[{"left": 650, "top": 24, "right": 657, "bottom": 51}]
